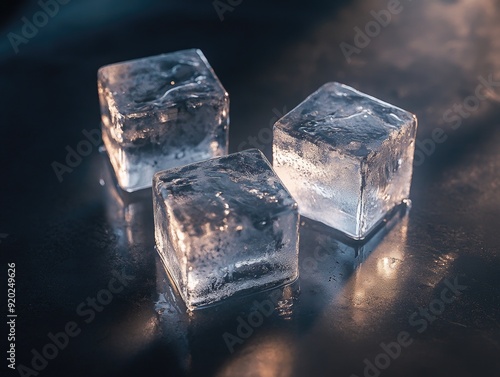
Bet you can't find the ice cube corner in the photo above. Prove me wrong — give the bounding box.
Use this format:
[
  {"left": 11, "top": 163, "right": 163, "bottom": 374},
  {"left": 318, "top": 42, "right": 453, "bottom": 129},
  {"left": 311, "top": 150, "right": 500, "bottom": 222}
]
[
  {"left": 153, "top": 149, "right": 299, "bottom": 310},
  {"left": 273, "top": 82, "right": 417, "bottom": 240},
  {"left": 98, "top": 49, "right": 229, "bottom": 192}
]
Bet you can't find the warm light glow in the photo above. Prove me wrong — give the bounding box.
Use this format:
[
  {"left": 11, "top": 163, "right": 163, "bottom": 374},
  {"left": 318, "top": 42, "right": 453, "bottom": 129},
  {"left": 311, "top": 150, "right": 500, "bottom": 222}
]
[
  {"left": 322, "top": 215, "right": 410, "bottom": 333},
  {"left": 217, "top": 335, "right": 295, "bottom": 377},
  {"left": 376, "top": 256, "right": 399, "bottom": 279}
]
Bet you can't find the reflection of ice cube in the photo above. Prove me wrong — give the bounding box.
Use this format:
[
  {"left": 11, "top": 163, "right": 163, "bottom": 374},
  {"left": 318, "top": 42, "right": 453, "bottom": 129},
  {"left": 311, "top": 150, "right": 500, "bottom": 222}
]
[
  {"left": 155, "top": 253, "right": 299, "bottom": 374},
  {"left": 98, "top": 49, "right": 229, "bottom": 192},
  {"left": 297, "top": 206, "right": 409, "bottom": 321},
  {"left": 273, "top": 82, "right": 417, "bottom": 240},
  {"left": 99, "top": 149, "right": 155, "bottom": 266},
  {"left": 153, "top": 149, "right": 299, "bottom": 310}
]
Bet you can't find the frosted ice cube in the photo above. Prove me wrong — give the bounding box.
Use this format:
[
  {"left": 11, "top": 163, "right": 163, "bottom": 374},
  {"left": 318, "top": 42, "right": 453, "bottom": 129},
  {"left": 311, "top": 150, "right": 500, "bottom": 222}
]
[
  {"left": 153, "top": 149, "right": 299, "bottom": 310},
  {"left": 98, "top": 49, "right": 229, "bottom": 192},
  {"left": 273, "top": 82, "right": 417, "bottom": 240}
]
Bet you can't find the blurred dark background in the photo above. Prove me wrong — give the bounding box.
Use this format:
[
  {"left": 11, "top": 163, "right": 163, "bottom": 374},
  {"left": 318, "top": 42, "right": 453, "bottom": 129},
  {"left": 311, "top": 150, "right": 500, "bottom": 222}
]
[{"left": 1, "top": 1, "right": 499, "bottom": 377}]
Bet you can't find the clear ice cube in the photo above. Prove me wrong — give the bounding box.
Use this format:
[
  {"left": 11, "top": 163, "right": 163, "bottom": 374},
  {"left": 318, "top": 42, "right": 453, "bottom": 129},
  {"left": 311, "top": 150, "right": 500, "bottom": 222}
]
[
  {"left": 153, "top": 149, "right": 299, "bottom": 310},
  {"left": 273, "top": 82, "right": 417, "bottom": 240},
  {"left": 98, "top": 49, "right": 229, "bottom": 192}
]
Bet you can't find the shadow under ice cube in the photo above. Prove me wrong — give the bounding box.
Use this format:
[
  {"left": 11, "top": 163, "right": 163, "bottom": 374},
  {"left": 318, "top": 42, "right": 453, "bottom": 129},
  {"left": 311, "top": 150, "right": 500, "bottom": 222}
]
[
  {"left": 273, "top": 82, "right": 417, "bottom": 240},
  {"left": 98, "top": 49, "right": 229, "bottom": 192},
  {"left": 153, "top": 149, "right": 299, "bottom": 310}
]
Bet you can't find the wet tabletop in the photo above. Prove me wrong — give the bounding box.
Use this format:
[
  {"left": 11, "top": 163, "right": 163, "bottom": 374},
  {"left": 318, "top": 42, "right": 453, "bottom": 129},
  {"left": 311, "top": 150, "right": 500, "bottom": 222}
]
[{"left": 1, "top": 0, "right": 499, "bottom": 376}]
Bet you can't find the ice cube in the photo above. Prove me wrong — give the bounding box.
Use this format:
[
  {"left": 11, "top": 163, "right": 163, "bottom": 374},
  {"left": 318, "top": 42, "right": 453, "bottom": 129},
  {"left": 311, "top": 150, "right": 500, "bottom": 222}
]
[
  {"left": 153, "top": 149, "right": 299, "bottom": 310},
  {"left": 273, "top": 82, "right": 417, "bottom": 240},
  {"left": 98, "top": 49, "right": 229, "bottom": 192}
]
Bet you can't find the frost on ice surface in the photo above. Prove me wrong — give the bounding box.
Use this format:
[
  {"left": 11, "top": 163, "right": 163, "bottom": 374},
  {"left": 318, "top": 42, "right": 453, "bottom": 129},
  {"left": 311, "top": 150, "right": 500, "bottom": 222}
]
[
  {"left": 273, "top": 82, "right": 417, "bottom": 240},
  {"left": 98, "top": 49, "right": 229, "bottom": 192},
  {"left": 153, "top": 149, "right": 299, "bottom": 310}
]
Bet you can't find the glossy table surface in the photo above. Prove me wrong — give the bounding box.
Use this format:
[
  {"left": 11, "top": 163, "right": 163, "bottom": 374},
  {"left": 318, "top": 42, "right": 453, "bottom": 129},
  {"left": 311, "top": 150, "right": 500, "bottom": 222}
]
[{"left": 1, "top": 1, "right": 499, "bottom": 376}]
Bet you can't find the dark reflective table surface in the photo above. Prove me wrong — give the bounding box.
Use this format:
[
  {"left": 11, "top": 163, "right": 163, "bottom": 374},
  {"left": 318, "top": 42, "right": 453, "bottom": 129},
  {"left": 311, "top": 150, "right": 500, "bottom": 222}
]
[{"left": 1, "top": 1, "right": 499, "bottom": 376}]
